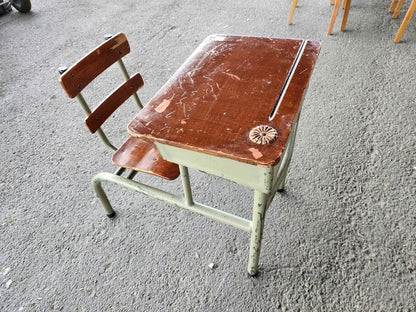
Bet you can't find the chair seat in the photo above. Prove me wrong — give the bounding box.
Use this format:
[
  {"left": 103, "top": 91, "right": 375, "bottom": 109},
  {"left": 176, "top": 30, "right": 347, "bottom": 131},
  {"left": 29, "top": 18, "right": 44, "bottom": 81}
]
[{"left": 112, "top": 137, "right": 180, "bottom": 180}]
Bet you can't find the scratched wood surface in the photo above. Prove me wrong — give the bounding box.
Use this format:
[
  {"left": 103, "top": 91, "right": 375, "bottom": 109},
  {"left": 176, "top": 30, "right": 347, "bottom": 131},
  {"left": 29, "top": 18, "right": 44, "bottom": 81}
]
[
  {"left": 128, "top": 35, "right": 321, "bottom": 167},
  {"left": 85, "top": 73, "right": 144, "bottom": 134},
  {"left": 112, "top": 137, "right": 180, "bottom": 180},
  {"left": 59, "top": 33, "right": 130, "bottom": 98}
]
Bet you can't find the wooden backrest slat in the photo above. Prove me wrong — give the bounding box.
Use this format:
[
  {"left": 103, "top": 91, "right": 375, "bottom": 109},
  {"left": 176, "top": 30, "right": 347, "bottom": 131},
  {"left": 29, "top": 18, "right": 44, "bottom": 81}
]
[
  {"left": 59, "top": 33, "right": 130, "bottom": 98},
  {"left": 85, "top": 73, "right": 144, "bottom": 133}
]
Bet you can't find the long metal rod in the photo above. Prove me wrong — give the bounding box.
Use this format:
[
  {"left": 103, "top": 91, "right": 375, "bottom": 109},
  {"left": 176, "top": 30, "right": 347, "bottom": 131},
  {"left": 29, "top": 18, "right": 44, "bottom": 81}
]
[
  {"left": 92, "top": 172, "right": 252, "bottom": 232},
  {"left": 247, "top": 190, "right": 268, "bottom": 276},
  {"left": 179, "top": 165, "right": 194, "bottom": 206},
  {"left": 117, "top": 59, "right": 143, "bottom": 109},
  {"left": 75, "top": 93, "right": 92, "bottom": 115},
  {"left": 269, "top": 40, "right": 308, "bottom": 121},
  {"left": 75, "top": 94, "right": 117, "bottom": 151}
]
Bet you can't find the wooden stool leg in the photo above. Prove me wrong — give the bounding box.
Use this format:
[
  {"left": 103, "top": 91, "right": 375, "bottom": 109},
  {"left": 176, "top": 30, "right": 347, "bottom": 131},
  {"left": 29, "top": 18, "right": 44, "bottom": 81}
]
[
  {"left": 395, "top": 0, "right": 416, "bottom": 43},
  {"left": 341, "top": 0, "right": 352, "bottom": 31},
  {"left": 328, "top": 0, "right": 343, "bottom": 35},
  {"left": 330, "top": 0, "right": 335, "bottom": 5},
  {"left": 393, "top": 0, "right": 405, "bottom": 18},
  {"left": 389, "top": 0, "right": 399, "bottom": 13},
  {"left": 342, "top": 0, "right": 347, "bottom": 10},
  {"left": 288, "top": 0, "right": 299, "bottom": 25}
]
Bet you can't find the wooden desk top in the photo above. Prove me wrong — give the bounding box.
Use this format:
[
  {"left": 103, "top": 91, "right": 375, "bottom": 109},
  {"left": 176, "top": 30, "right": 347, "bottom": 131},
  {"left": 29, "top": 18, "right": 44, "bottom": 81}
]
[{"left": 128, "top": 35, "right": 321, "bottom": 167}]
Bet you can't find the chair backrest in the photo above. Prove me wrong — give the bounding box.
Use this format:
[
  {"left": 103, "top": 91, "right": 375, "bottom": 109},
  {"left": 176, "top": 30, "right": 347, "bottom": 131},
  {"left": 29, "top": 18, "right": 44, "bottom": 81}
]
[
  {"left": 58, "top": 33, "right": 143, "bottom": 150},
  {"left": 85, "top": 72, "right": 143, "bottom": 133},
  {"left": 59, "top": 33, "right": 131, "bottom": 98}
]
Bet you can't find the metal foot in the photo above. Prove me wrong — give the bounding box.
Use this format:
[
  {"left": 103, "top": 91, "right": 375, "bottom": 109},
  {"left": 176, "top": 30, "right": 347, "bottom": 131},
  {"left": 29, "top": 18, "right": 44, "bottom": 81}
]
[
  {"left": 107, "top": 211, "right": 116, "bottom": 219},
  {"left": 92, "top": 173, "right": 116, "bottom": 217},
  {"left": 247, "top": 271, "right": 260, "bottom": 278}
]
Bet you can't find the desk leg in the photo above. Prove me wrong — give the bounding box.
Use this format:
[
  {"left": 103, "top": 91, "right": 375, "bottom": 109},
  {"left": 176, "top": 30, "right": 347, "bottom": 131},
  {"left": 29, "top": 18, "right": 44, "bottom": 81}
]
[
  {"left": 179, "top": 165, "right": 194, "bottom": 206},
  {"left": 276, "top": 111, "right": 301, "bottom": 191},
  {"left": 248, "top": 190, "right": 268, "bottom": 276}
]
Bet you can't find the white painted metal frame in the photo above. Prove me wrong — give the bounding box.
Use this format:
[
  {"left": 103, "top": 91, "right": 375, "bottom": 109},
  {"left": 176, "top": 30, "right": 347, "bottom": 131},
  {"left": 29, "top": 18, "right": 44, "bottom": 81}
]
[{"left": 92, "top": 104, "right": 303, "bottom": 276}]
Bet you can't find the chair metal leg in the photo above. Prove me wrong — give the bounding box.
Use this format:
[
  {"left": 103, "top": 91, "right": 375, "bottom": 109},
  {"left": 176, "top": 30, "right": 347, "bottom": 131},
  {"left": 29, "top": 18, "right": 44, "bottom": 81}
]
[
  {"left": 276, "top": 109, "right": 301, "bottom": 192},
  {"left": 276, "top": 163, "right": 290, "bottom": 192},
  {"left": 247, "top": 190, "right": 268, "bottom": 276},
  {"left": 117, "top": 59, "right": 143, "bottom": 109},
  {"left": 75, "top": 93, "right": 117, "bottom": 151},
  {"left": 92, "top": 174, "right": 116, "bottom": 218}
]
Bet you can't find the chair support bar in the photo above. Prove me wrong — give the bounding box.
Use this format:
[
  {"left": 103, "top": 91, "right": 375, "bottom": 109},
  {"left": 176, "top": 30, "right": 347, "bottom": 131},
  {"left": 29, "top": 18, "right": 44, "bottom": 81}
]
[
  {"left": 75, "top": 94, "right": 117, "bottom": 151},
  {"left": 117, "top": 59, "right": 143, "bottom": 109}
]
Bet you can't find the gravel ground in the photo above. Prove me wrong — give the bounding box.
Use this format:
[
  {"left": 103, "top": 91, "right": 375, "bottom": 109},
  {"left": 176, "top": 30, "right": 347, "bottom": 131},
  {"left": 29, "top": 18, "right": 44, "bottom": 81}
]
[{"left": 1, "top": 0, "right": 415, "bottom": 311}]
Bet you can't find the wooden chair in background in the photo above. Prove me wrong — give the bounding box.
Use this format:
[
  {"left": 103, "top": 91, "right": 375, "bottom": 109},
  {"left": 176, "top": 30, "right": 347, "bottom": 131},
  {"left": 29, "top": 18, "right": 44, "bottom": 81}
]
[
  {"left": 390, "top": 0, "right": 416, "bottom": 42},
  {"left": 289, "top": 0, "right": 414, "bottom": 42},
  {"left": 288, "top": 0, "right": 352, "bottom": 35},
  {"left": 58, "top": 33, "right": 180, "bottom": 217},
  {"left": 327, "top": 0, "right": 352, "bottom": 34}
]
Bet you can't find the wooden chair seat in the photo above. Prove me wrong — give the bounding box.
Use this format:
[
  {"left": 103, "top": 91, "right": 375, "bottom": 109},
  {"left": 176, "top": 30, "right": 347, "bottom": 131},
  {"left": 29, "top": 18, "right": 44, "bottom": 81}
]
[
  {"left": 59, "top": 33, "right": 180, "bottom": 181},
  {"left": 112, "top": 136, "right": 180, "bottom": 180}
]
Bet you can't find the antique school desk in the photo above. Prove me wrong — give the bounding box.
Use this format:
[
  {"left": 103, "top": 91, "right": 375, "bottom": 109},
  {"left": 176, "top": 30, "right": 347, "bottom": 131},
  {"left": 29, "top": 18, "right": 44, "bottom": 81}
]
[{"left": 99, "top": 35, "right": 320, "bottom": 276}]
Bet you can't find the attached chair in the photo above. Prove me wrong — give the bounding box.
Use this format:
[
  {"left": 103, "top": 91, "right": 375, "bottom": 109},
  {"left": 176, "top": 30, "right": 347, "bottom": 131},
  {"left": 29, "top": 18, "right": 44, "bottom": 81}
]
[{"left": 58, "top": 33, "right": 180, "bottom": 218}]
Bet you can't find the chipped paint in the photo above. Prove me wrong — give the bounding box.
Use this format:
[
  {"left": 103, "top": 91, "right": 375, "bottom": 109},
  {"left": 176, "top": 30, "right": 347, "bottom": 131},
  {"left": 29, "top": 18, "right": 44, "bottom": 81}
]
[
  {"left": 223, "top": 72, "right": 241, "bottom": 80},
  {"left": 165, "top": 111, "right": 174, "bottom": 118},
  {"left": 155, "top": 99, "right": 171, "bottom": 113},
  {"left": 249, "top": 148, "right": 263, "bottom": 159},
  {"left": 211, "top": 34, "right": 226, "bottom": 41},
  {"left": 181, "top": 120, "right": 187, "bottom": 124},
  {"left": 110, "top": 38, "right": 126, "bottom": 50}
]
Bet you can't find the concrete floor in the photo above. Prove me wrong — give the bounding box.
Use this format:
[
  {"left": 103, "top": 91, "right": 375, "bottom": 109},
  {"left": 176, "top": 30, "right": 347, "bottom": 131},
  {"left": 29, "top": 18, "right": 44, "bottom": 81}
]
[{"left": 1, "top": 0, "right": 415, "bottom": 311}]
